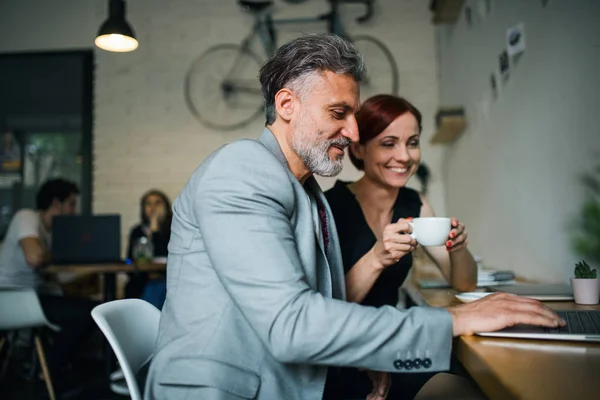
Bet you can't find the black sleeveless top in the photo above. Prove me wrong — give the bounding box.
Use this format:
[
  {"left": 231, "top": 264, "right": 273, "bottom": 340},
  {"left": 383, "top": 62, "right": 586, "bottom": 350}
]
[{"left": 325, "top": 180, "right": 422, "bottom": 307}]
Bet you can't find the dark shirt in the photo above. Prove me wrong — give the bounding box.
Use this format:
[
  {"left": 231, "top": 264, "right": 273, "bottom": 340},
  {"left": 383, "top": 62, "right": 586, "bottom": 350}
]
[
  {"left": 124, "top": 224, "right": 170, "bottom": 299},
  {"left": 323, "top": 181, "right": 425, "bottom": 400},
  {"left": 324, "top": 180, "right": 422, "bottom": 307},
  {"left": 126, "top": 224, "right": 170, "bottom": 260}
]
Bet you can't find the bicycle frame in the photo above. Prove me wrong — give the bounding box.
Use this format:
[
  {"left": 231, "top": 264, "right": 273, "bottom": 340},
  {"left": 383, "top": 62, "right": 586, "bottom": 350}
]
[
  {"left": 243, "top": 0, "right": 373, "bottom": 59},
  {"left": 185, "top": 0, "right": 398, "bottom": 130}
]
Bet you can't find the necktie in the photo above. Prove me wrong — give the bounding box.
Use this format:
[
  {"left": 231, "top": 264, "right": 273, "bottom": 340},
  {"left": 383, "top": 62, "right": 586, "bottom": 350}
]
[{"left": 316, "top": 198, "right": 330, "bottom": 255}]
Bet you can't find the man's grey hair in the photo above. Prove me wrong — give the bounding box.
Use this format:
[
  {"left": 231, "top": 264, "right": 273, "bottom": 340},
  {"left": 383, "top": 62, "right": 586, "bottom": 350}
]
[{"left": 259, "top": 33, "right": 366, "bottom": 125}]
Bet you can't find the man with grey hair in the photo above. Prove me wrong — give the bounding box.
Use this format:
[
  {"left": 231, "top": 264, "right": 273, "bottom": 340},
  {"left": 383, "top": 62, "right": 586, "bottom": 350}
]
[{"left": 145, "top": 33, "right": 563, "bottom": 400}]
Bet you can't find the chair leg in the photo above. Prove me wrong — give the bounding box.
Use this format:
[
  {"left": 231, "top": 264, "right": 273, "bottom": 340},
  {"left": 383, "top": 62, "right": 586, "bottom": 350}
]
[{"left": 34, "top": 335, "right": 56, "bottom": 400}]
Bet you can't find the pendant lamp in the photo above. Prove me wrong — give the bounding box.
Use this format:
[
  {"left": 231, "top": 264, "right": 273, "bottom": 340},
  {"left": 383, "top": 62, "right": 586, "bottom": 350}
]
[{"left": 95, "top": 0, "right": 138, "bottom": 52}]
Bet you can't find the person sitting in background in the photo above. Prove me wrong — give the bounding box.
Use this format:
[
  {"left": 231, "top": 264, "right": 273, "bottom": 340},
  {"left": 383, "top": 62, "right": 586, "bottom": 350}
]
[
  {"left": 125, "top": 189, "right": 172, "bottom": 309},
  {"left": 0, "top": 178, "right": 96, "bottom": 389},
  {"left": 324, "top": 95, "right": 478, "bottom": 399}
]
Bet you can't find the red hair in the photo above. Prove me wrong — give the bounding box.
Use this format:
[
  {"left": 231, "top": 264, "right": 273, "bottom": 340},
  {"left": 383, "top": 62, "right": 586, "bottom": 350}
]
[{"left": 350, "top": 95, "right": 422, "bottom": 170}]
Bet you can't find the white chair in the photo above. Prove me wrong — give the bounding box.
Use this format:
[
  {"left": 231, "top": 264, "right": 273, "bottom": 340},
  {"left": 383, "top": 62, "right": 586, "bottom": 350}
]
[
  {"left": 91, "top": 299, "right": 161, "bottom": 400},
  {"left": 0, "top": 287, "right": 60, "bottom": 400}
]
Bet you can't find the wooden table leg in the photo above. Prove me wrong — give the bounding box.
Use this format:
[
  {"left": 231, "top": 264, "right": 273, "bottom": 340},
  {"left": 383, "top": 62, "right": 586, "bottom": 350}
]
[{"left": 34, "top": 334, "right": 56, "bottom": 400}]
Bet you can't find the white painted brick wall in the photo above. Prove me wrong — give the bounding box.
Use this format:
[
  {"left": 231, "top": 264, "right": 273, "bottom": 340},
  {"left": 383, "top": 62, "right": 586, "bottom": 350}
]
[{"left": 93, "top": 0, "right": 442, "bottom": 254}]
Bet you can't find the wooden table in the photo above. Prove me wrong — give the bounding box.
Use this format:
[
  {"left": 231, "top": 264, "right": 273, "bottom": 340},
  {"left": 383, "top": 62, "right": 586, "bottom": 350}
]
[
  {"left": 45, "top": 262, "right": 166, "bottom": 301},
  {"left": 403, "top": 267, "right": 600, "bottom": 400},
  {"left": 45, "top": 262, "right": 167, "bottom": 276}
]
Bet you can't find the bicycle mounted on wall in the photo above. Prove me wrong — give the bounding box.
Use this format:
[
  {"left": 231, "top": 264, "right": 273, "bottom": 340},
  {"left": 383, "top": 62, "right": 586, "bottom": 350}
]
[{"left": 184, "top": 0, "right": 399, "bottom": 131}]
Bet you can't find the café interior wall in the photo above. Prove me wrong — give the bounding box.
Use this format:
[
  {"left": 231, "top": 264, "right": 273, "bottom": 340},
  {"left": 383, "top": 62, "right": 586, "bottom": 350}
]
[
  {"left": 1, "top": 0, "right": 442, "bottom": 256},
  {"left": 0, "top": 0, "right": 96, "bottom": 52},
  {"left": 437, "top": 0, "right": 600, "bottom": 282}
]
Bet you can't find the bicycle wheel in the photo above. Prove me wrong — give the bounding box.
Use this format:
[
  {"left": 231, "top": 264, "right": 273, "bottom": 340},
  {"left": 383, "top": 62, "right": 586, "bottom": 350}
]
[
  {"left": 184, "top": 44, "right": 265, "bottom": 131},
  {"left": 351, "top": 35, "right": 399, "bottom": 100}
]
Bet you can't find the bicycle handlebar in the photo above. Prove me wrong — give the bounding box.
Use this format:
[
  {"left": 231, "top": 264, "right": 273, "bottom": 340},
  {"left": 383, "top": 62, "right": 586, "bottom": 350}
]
[{"left": 332, "top": 0, "right": 374, "bottom": 24}]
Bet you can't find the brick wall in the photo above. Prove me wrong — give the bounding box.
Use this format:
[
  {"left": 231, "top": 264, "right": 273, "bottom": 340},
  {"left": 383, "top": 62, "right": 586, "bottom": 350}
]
[{"left": 93, "top": 0, "right": 441, "bottom": 254}]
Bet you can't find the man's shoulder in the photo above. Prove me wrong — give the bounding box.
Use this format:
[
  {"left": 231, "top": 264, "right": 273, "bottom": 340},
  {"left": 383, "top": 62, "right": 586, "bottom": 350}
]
[
  {"left": 196, "top": 138, "right": 287, "bottom": 181},
  {"left": 210, "top": 138, "right": 280, "bottom": 165},
  {"left": 182, "top": 136, "right": 292, "bottom": 198},
  {"left": 14, "top": 209, "right": 37, "bottom": 217},
  {"left": 1, "top": 210, "right": 37, "bottom": 248},
  {"left": 12, "top": 209, "right": 38, "bottom": 224}
]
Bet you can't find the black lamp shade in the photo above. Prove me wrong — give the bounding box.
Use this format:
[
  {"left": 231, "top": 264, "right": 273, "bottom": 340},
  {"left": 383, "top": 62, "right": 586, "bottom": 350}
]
[{"left": 95, "top": 0, "right": 138, "bottom": 52}]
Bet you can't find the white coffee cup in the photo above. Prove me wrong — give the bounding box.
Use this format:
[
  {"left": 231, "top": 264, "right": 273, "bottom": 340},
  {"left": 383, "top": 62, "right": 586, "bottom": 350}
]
[{"left": 409, "top": 217, "right": 451, "bottom": 246}]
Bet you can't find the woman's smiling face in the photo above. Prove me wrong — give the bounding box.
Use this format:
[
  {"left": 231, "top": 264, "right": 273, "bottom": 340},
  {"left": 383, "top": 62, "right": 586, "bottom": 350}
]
[{"left": 353, "top": 112, "right": 421, "bottom": 188}]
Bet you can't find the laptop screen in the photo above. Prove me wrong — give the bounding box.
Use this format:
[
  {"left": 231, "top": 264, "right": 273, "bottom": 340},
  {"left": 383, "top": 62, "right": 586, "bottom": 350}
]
[{"left": 51, "top": 214, "right": 122, "bottom": 264}]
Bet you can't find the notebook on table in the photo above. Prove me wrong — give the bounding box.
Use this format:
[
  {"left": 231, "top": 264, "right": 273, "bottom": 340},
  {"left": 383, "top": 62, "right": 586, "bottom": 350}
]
[
  {"left": 488, "top": 283, "right": 574, "bottom": 301},
  {"left": 51, "top": 214, "right": 122, "bottom": 264},
  {"left": 477, "top": 310, "right": 600, "bottom": 342}
]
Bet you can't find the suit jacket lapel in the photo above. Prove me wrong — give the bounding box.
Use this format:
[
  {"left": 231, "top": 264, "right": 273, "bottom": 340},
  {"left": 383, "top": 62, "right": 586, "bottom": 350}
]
[
  {"left": 305, "top": 178, "right": 346, "bottom": 301},
  {"left": 257, "top": 128, "right": 345, "bottom": 300}
]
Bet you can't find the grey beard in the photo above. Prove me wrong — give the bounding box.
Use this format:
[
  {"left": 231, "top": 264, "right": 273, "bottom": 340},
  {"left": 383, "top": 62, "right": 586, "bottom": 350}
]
[{"left": 292, "top": 134, "right": 349, "bottom": 177}]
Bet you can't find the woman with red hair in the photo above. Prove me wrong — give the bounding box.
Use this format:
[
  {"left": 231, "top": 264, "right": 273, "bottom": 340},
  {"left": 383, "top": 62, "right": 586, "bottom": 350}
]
[{"left": 324, "top": 95, "right": 477, "bottom": 399}]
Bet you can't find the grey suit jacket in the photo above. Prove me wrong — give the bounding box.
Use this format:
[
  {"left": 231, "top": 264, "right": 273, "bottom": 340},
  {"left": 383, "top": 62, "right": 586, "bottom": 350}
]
[{"left": 145, "top": 129, "right": 453, "bottom": 400}]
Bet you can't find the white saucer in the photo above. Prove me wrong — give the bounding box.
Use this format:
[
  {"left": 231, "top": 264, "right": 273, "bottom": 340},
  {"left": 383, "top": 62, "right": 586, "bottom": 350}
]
[{"left": 455, "top": 292, "right": 493, "bottom": 303}]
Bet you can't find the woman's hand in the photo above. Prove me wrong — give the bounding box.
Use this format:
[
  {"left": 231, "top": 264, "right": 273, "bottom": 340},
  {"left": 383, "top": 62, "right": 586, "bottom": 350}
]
[
  {"left": 149, "top": 206, "right": 167, "bottom": 233},
  {"left": 446, "top": 217, "right": 468, "bottom": 252},
  {"left": 365, "top": 370, "right": 391, "bottom": 400},
  {"left": 370, "top": 218, "right": 417, "bottom": 270}
]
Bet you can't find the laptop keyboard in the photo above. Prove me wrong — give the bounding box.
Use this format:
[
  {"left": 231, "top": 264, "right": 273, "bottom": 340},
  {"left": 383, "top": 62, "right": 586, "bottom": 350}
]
[{"left": 544, "top": 311, "right": 600, "bottom": 334}]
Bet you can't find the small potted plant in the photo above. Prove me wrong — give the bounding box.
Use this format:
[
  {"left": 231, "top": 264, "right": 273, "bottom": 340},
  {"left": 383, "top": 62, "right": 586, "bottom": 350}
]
[
  {"left": 570, "top": 162, "right": 600, "bottom": 304},
  {"left": 570, "top": 260, "right": 600, "bottom": 305}
]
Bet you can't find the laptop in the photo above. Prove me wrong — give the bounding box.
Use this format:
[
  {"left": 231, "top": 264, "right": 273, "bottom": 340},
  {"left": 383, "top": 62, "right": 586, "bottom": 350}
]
[
  {"left": 477, "top": 310, "right": 600, "bottom": 342},
  {"left": 51, "top": 214, "right": 122, "bottom": 264},
  {"left": 488, "top": 283, "right": 574, "bottom": 301}
]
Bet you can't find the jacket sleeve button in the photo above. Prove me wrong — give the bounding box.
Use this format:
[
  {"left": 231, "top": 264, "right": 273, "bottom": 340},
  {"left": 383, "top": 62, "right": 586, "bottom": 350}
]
[{"left": 393, "top": 359, "right": 403, "bottom": 370}]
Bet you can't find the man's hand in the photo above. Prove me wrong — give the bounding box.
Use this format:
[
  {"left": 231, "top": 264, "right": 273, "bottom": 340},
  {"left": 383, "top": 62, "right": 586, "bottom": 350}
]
[
  {"left": 365, "top": 370, "right": 391, "bottom": 400},
  {"left": 447, "top": 292, "right": 566, "bottom": 336}
]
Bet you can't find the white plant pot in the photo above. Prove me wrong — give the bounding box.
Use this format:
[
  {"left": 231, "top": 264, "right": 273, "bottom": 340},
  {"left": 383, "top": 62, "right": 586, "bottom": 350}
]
[{"left": 570, "top": 278, "right": 600, "bottom": 305}]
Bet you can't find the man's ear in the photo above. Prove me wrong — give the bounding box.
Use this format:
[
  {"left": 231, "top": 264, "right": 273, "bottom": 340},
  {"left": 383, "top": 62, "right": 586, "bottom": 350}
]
[
  {"left": 274, "top": 88, "right": 296, "bottom": 122},
  {"left": 350, "top": 142, "right": 364, "bottom": 160}
]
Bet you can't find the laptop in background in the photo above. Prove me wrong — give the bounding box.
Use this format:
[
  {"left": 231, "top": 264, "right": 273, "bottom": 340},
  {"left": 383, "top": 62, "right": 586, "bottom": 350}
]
[
  {"left": 477, "top": 310, "right": 600, "bottom": 343},
  {"left": 51, "top": 214, "right": 122, "bottom": 264},
  {"left": 488, "top": 283, "right": 574, "bottom": 301}
]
